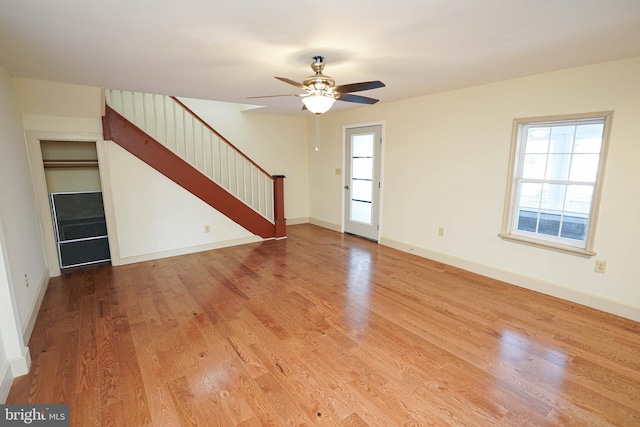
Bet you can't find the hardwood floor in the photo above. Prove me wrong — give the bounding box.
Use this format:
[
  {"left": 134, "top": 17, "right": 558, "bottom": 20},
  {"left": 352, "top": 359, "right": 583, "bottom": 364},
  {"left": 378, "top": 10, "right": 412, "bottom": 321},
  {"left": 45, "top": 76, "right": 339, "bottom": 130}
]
[{"left": 7, "top": 224, "right": 640, "bottom": 426}]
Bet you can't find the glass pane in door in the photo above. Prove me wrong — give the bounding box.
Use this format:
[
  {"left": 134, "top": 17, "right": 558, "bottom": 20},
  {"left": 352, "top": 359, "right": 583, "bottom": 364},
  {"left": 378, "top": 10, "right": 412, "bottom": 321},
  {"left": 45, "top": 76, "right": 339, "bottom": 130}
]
[
  {"left": 353, "top": 135, "right": 374, "bottom": 157},
  {"left": 352, "top": 158, "right": 373, "bottom": 179},
  {"left": 350, "top": 134, "right": 374, "bottom": 225},
  {"left": 351, "top": 200, "right": 372, "bottom": 224},
  {"left": 352, "top": 179, "right": 372, "bottom": 202}
]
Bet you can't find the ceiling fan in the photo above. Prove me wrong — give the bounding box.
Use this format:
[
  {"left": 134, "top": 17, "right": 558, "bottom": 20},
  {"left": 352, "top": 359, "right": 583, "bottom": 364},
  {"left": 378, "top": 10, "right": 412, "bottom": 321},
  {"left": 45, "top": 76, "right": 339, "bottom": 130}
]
[{"left": 249, "top": 56, "right": 385, "bottom": 114}]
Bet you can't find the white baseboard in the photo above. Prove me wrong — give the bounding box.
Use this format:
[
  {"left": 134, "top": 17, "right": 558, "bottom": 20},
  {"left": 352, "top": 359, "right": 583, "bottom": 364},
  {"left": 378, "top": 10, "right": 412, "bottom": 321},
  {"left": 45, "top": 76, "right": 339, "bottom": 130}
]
[
  {"left": 1, "top": 347, "right": 32, "bottom": 402},
  {"left": 9, "top": 347, "right": 31, "bottom": 378},
  {"left": 0, "top": 360, "right": 12, "bottom": 404},
  {"left": 287, "top": 217, "right": 309, "bottom": 225},
  {"left": 22, "top": 270, "right": 49, "bottom": 343},
  {"left": 1, "top": 347, "right": 33, "bottom": 402},
  {"left": 380, "top": 237, "right": 640, "bottom": 322},
  {"left": 309, "top": 217, "right": 341, "bottom": 232},
  {"left": 115, "top": 220, "right": 323, "bottom": 266},
  {"left": 115, "top": 235, "right": 264, "bottom": 266}
]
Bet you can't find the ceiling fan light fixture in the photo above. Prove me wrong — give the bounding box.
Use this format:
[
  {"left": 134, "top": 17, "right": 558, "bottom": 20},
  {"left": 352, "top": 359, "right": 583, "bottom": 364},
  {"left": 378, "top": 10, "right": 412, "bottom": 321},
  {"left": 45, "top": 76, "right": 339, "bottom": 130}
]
[{"left": 301, "top": 94, "right": 335, "bottom": 114}]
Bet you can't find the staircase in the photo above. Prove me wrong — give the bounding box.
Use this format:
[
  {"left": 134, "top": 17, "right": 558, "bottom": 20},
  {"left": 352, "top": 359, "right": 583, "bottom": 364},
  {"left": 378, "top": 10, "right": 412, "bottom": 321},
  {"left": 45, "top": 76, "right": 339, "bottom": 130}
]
[{"left": 102, "top": 89, "right": 285, "bottom": 239}]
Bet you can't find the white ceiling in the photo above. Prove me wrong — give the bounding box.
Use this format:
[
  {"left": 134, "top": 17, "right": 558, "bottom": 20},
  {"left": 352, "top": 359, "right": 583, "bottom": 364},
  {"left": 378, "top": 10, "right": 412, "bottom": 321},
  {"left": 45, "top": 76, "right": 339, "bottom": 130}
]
[{"left": 1, "top": 0, "right": 640, "bottom": 115}]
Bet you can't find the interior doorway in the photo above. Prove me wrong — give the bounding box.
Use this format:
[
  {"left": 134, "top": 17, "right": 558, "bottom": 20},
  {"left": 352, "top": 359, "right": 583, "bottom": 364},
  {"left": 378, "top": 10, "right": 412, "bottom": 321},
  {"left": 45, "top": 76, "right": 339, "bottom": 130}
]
[{"left": 343, "top": 124, "right": 383, "bottom": 241}]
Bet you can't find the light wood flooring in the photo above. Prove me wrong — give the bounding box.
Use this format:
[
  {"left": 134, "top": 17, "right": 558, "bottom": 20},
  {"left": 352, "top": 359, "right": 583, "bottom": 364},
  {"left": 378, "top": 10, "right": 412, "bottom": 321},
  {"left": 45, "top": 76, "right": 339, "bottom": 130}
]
[{"left": 7, "top": 224, "right": 640, "bottom": 426}]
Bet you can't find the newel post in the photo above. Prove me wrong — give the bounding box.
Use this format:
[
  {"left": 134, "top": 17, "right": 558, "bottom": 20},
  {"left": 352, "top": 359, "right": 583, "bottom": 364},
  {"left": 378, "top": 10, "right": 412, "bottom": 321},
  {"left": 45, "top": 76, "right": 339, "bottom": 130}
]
[{"left": 273, "top": 175, "right": 286, "bottom": 238}]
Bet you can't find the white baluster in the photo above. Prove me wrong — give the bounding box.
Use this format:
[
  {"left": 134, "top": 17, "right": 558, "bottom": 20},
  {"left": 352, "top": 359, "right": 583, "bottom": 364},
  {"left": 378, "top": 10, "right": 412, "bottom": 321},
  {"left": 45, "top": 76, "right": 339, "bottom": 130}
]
[{"left": 162, "top": 95, "right": 168, "bottom": 145}]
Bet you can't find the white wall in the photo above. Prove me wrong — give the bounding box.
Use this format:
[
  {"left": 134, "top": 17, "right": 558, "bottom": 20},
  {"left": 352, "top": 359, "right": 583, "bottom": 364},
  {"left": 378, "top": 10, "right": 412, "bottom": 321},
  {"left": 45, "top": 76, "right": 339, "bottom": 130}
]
[
  {"left": 178, "top": 97, "right": 310, "bottom": 223},
  {"left": 0, "top": 324, "right": 9, "bottom": 402},
  {"left": 0, "top": 67, "right": 48, "bottom": 397},
  {"left": 310, "top": 56, "right": 640, "bottom": 320},
  {"left": 0, "top": 73, "right": 49, "bottom": 332},
  {"left": 100, "top": 141, "right": 261, "bottom": 264}
]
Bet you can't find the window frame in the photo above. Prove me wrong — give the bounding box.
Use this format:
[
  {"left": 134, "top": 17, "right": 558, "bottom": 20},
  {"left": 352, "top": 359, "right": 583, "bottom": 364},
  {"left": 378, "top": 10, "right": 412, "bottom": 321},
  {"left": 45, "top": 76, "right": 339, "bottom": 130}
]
[{"left": 500, "top": 111, "right": 614, "bottom": 256}]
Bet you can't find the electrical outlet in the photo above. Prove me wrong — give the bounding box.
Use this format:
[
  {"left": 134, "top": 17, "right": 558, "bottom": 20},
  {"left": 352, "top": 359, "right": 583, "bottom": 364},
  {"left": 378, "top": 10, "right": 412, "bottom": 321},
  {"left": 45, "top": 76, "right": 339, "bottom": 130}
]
[
  {"left": 24, "top": 273, "right": 29, "bottom": 288},
  {"left": 595, "top": 260, "right": 607, "bottom": 274},
  {"left": 204, "top": 225, "right": 211, "bottom": 233},
  {"left": 438, "top": 227, "right": 445, "bottom": 237}
]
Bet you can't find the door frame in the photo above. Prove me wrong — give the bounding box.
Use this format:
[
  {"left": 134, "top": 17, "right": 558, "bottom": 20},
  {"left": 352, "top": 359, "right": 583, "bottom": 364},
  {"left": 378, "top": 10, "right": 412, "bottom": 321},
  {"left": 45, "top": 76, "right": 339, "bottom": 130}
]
[
  {"left": 341, "top": 121, "right": 385, "bottom": 239},
  {"left": 25, "top": 131, "right": 120, "bottom": 277}
]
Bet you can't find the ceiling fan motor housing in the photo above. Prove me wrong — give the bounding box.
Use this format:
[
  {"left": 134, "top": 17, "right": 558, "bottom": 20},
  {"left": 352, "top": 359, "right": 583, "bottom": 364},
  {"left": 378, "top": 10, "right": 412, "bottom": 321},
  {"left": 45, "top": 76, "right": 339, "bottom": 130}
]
[{"left": 303, "top": 56, "right": 337, "bottom": 96}]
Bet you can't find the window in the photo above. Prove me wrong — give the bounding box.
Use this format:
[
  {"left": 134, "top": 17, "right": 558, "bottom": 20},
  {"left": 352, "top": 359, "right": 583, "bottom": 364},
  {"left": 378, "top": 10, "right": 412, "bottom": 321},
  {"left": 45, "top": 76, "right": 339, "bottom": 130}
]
[{"left": 500, "top": 112, "right": 613, "bottom": 256}]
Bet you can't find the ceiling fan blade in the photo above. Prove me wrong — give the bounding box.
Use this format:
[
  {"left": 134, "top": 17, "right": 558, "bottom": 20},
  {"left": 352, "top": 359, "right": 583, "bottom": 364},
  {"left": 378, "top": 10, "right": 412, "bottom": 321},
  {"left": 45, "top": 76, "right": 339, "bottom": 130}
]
[
  {"left": 275, "top": 76, "right": 307, "bottom": 90},
  {"left": 337, "top": 93, "right": 379, "bottom": 104},
  {"left": 247, "top": 94, "right": 300, "bottom": 99},
  {"left": 334, "top": 80, "right": 385, "bottom": 94}
]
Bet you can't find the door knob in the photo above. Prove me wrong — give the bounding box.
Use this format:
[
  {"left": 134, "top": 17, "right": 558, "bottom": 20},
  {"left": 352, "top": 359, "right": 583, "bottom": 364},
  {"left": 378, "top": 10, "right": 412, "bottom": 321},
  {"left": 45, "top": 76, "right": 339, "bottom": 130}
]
[{"left": 344, "top": 185, "right": 349, "bottom": 190}]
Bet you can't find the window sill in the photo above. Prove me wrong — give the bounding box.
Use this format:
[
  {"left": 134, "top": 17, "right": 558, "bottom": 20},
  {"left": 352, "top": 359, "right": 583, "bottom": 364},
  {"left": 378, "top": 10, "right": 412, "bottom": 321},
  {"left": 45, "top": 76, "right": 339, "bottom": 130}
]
[{"left": 498, "top": 233, "right": 596, "bottom": 257}]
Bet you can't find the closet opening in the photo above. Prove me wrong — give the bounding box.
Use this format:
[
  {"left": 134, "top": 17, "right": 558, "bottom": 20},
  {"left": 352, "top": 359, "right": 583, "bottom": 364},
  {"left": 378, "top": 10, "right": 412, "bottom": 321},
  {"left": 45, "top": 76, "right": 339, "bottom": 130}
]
[{"left": 41, "top": 140, "right": 111, "bottom": 271}]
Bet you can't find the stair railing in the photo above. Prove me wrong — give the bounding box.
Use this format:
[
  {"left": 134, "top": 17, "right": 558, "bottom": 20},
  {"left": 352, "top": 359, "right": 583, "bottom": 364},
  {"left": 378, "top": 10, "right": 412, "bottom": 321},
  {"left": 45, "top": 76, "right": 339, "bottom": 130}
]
[{"left": 104, "top": 89, "right": 275, "bottom": 223}]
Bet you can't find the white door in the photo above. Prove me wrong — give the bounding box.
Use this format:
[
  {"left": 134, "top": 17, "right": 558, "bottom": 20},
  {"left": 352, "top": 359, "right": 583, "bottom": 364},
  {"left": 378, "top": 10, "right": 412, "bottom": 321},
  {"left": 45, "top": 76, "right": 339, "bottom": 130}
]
[{"left": 344, "top": 125, "right": 382, "bottom": 241}]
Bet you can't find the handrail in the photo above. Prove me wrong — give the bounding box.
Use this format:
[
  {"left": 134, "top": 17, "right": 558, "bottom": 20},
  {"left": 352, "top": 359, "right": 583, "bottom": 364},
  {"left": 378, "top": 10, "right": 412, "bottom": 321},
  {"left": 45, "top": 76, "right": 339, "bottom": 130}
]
[{"left": 170, "top": 97, "right": 274, "bottom": 181}]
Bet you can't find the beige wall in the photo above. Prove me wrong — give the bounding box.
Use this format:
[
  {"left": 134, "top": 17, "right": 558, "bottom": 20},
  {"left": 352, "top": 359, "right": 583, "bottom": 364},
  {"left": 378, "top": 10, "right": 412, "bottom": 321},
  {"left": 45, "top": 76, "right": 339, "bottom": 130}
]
[
  {"left": 41, "top": 140, "right": 102, "bottom": 193},
  {"left": 13, "top": 78, "right": 103, "bottom": 134},
  {"left": 44, "top": 168, "right": 102, "bottom": 194},
  {"left": 310, "top": 56, "right": 640, "bottom": 320}
]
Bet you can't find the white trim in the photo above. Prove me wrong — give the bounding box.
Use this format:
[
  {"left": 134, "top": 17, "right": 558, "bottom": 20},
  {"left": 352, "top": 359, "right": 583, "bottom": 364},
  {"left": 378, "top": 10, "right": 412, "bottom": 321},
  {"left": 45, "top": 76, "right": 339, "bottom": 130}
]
[
  {"left": 498, "top": 233, "right": 596, "bottom": 257},
  {"left": 500, "top": 111, "right": 614, "bottom": 256},
  {"left": 25, "top": 131, "right": 107, "bottom": 278},
  {"left": 0, "top": 360, "right": 12, "bottom": 403},
  {"left": 8, "top": 347, "right": 31, "bottom": 378},
  {"left": 342, "top": 120, "right": 386, "bottom": 129},
  {"left": 0, "top": 310, "right": 30, "bottom": 392},
  {"left": 25, "top": 133, "right": 60, "bottom": 277},
  {"left": 21, "top": 270, "right": 49, "bottom": 344},
  {"left": 24, "top": 131, "right": 103, "bottom": 142},
  {"left": 342, "top": 121, "right": 385, "bottom": 239},
  {"left": 95, "top": 140, "right": 121, "bottom": 266},
  {"left": 380, "top": 236, "right": 640, "bottom": 322},
  {"left": 115, "top": 235, "right": 263, "bottom": 266}
]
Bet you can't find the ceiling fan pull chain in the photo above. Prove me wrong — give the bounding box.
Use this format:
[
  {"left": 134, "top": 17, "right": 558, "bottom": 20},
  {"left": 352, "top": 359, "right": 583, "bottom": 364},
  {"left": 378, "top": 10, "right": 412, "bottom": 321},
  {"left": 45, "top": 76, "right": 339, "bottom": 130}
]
[{"left": 315, "top": 113, "right": 320, "bottom": 152}]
